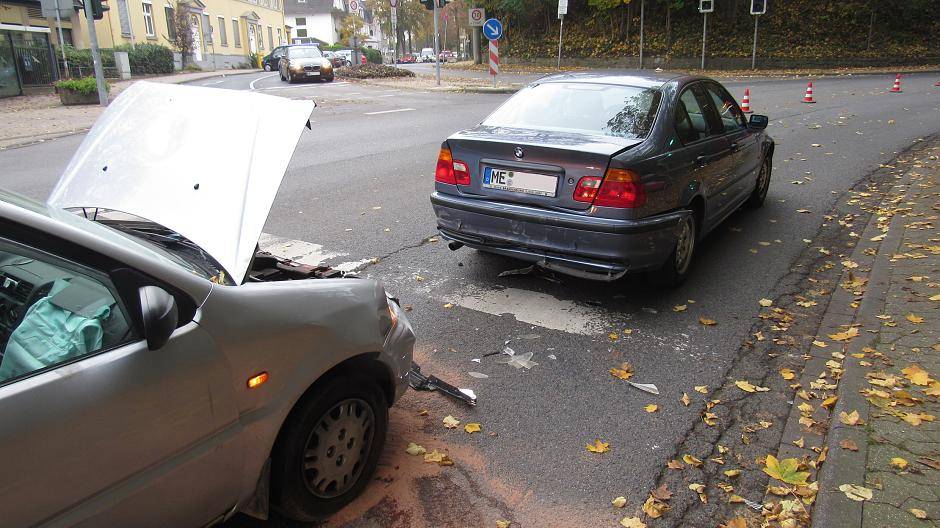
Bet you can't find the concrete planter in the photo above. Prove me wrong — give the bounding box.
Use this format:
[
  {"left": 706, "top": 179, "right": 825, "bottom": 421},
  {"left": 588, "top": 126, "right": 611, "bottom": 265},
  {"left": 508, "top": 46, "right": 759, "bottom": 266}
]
[{"left": 58, "top": 88, "right": 103, "bottom": 106}]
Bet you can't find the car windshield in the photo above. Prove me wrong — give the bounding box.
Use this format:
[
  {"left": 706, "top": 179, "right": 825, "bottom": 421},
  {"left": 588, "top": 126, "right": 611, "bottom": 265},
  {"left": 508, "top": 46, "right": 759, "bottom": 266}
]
[
  {"left": 290, "top": 47, "right": 322, "bottom": 59},
  {"left": 482, "top": 82, "right": 662, "bottom": 140}
]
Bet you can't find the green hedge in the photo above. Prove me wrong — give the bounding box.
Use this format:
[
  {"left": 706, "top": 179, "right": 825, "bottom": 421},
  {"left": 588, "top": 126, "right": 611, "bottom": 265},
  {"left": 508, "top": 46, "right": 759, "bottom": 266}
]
[
  {"left": 62, "top": 44, "right": 174, "bottom": 75},
  {"left": 322, "top": 44, "right": 383, "bottom": 64},
  {"left": 55, "top": 76, "right": 109, "bottom": 94}
]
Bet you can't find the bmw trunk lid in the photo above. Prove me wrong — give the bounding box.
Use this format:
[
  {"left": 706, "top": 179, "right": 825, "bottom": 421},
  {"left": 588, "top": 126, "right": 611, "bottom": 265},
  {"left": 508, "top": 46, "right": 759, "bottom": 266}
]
[{"left": 445, "top": 125, "right": 641, "bottom": 211}]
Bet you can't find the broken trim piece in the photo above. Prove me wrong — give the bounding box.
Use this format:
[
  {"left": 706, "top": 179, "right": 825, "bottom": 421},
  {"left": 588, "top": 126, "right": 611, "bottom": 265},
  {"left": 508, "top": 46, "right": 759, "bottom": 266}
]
[{"left": 408, "top": 362, "right": 477, "bottom": 406}]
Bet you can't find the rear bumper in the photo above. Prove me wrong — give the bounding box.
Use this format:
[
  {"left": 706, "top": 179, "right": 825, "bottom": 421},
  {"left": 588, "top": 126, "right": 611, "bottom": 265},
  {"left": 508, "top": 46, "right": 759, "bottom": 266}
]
[{"left": 430, "top": 191, "right": 688, "bottom": 280}]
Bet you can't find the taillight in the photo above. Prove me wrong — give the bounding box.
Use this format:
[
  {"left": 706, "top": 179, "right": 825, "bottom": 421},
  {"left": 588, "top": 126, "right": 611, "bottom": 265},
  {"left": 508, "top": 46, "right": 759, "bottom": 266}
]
[
  {"left": 573, "top": 176, "right": 602, "bottom": 202},
  {"left": 594, "top": 168, "right": 645, "bottom": 208},
  {"left": 435, "top": 147, "right": 470, "bottom": 185}
]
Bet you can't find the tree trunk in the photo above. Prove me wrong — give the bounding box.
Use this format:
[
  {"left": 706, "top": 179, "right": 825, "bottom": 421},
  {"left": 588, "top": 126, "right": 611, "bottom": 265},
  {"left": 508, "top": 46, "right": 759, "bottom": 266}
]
[
  {"left": 618, "top": 2, "right": 626, "bottom": 39},
  {"left": 626, "top": 2, "right": 632, "bottom": 41},
  {"left": 867, "top": 7, "right": 876, "bottom": 50},
  {"left": 665, "top": 4, "right": 671, "bottom": 49}
]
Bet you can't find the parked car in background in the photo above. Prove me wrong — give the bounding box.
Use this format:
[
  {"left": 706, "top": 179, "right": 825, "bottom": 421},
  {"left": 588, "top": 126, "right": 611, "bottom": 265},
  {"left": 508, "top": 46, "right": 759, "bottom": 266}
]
[
  {"left": 439, "top": 50, "right": 456, "bottom": 62},
  {"left": 323, "top": 51, "right": 346, "bottom": 68},
  {"left": 397, "top": 53, "right": 417, "bottom": 64},
  {"left": 430, "top": 72, "right": 773, "bottom": 286},
  {"left": 279, "top": 45, "right": 335, "bottom": 83},
  {"left": 0, "top": 81, "right": 415, "bottom": 526},
  {"left": 291, "top": 37, "right": 320, "bottom": 45},
  {"left": 420, "top": 48, "right": 435, "bottom": 62},
  {"left": 262, "top": 45, "right": 289, "bottom": 71}
]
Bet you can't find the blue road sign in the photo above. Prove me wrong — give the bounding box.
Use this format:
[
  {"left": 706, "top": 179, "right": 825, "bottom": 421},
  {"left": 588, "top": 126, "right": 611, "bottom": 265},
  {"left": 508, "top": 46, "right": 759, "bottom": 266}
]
[{"left": 482, "top": 18, "right": 503, "bottom": 40}]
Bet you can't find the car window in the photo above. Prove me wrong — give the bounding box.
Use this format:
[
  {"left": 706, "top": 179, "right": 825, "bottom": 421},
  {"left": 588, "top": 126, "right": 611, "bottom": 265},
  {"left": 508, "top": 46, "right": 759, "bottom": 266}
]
[
  {"left": 704, "top": 83, "right": 747, "bottom": 133},
  {"left": 289, "top": 46, "right": 322, "bottom": 59},
  {"left": 0, "top": 238, "right": 135, "bottom": 386},
  {"left": 483, "top": 82, "right": 662, "bottom": 140},
  {"left": 675, "top": 87, "right": 709, "bottom": 144}
]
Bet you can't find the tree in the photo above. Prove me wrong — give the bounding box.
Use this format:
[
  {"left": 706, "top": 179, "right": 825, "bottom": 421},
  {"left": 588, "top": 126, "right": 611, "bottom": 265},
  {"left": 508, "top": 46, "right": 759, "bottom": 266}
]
[
  {"left": 165, "top": 2, "right": 194, "bottom": 65},
  {"left": 339, "top": 12, "right": 366, "bottom": 44}
]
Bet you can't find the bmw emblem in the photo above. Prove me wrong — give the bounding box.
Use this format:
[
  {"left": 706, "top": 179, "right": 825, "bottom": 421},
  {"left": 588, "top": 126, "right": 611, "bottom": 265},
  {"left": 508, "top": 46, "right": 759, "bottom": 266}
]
[{"left": 514, "top": 146, "right": 524, "bottom": 159}]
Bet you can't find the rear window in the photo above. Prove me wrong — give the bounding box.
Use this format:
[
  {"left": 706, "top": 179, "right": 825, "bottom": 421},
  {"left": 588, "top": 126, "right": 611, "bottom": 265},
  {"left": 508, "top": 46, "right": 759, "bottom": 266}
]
[{"left": 482, "top": 82, "right": 662, "bottom": 139}]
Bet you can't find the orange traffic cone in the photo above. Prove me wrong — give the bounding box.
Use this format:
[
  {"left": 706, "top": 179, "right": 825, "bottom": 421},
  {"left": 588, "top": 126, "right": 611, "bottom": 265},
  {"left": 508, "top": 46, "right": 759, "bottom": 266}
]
[
  {"left": 802, "top": 81, "right": 816, "bottom": 104},
  {"left": 741, "top": 88, "right": 753, "bottom": 113},
  {"left": 889, "top": 74, "right": 902, "bottom": 93}
]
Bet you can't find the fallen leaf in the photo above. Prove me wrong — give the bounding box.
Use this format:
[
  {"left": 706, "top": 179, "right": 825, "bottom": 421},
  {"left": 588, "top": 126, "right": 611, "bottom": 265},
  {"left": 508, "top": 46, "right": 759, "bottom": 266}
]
[
  {"left": 610, "top": 362, "right": 635, "bottom": 380},
  {"left": 763, "top": 454, "right": 810, "bottom": 486},
  {"left": 464, "top": 422, "right": 481, "bottom": 434},
  {"left": 838, "top": 483, "right": 873, "bottom": 501},
  {"left": 694, "top": 385, "right": 709, "bottom": 393},
  {"left": 735, "top": 380, "right": 770, "bottom": 393},
  {"left": 612, "top": 496, "right": 627, "bottom": 508},
  {"left": 651, "top": 484, "right": 673, "bottom": 501},
  {"left": 813, "top": 340, "right": 828, "bottom": 348},
  {"left": 793, "top": 437, "right": 805, "bottom": 448},
  {"left": 910, "top": 508, "right": 928, "bottom": 519},
  {"left": 496, "top": 522, "right": 511, "bottom": 528},
  {"left": 699, "top": 317, "right": 717, "bottom": 326},
  {"left": 443, "top": 302, "right": 454, "bottom": 309},
  {"left": 721, "top": 518, "right": 747, "bottom": 528},
  {"left": 822, "top": 395, "right": 839, "bottom": 409},
  {"left": 645, "top": 404, "right": 659, "bottom": 413},
  {"left": 839, "top": 410, "right": 862, "bottom": 426},
  {"left": 907, "top": 313, "right": 925, "bottom": 324},
  {"left": 620, "top": 516, "right": 647, "bottom": 528},
  {"left": 442, "top": 415, "right": 460, "bottom": 429},
  {"left": 405, "top": 442, "right": 426, "bottom": 456},
  {"left": 703, "top": 412, "right": 719, "bottom": 426},
  {"left": 641, "top": 495, "right": 669, "bottom": 518},
  {"left": 828, "top": 327, "right": 860, "bottom": 341},
  {"left": 667, "top": 459, "right": 684, "bottom": 469},
  {"left": 759, "top": 298, "right": 773, "bottom": 307},
  {"left": 890, "top": 457, "right": 908, "bottom": 470},
  {"left": 902, "top": 364, "right": 932, "bottom": 386},
  {"left": 609, "top": 332, "right": 620, "bottom": 341},
  {"left": 586, "top": 439, "right": 610, "bottom": 453},
  {"left": 681, "top": 392, "right": 691, "bottom": 406},
  {"left": 780, "top": 368, "right": 796, "bottom": 380},
  {"left": 424, "top": 449, "right": 453, "bottom": 466},
  {"left": 683, "top": 454, "right": 703, "bottom": 467},
  {"left": 839, "top": 439, "right": 859, "bottom": 451},
  {"left": 673, "top": 304, "right": 687, "bottom": 312},
  {"left": 724, "top": 469, "right": 741, "bottom": 478}
]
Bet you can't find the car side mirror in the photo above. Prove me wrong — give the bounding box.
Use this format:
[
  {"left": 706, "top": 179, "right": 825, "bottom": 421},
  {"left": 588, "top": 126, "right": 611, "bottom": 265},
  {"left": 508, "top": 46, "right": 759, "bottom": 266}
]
[
  {"left": 749, "top": 114, "right": 769, "bottom": 129},
  {"left": 139, "top": 286, "right": 178, "bottom": 351}
]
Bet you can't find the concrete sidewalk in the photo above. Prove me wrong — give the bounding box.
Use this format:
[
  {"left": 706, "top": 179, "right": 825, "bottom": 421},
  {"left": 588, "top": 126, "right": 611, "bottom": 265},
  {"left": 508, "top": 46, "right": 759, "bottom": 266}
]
[{"left": 0, "top": 69, "right": 259, "bottom": 150}]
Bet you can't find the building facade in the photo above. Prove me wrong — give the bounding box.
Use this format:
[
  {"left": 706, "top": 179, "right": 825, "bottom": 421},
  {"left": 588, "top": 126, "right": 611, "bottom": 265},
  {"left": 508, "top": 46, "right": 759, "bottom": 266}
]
[{"left": 284, "top": 0, "right": 384, "bottom": 50}]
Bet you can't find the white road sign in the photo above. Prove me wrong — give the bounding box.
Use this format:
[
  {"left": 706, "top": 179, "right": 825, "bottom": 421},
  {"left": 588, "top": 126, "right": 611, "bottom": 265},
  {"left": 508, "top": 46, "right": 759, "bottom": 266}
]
[
  {"left": 469, "top": 8, "right": 485, "bottom": 27},
  {"left": 558, "top": 0, "right": 568, "bottom": 17},
  {"left": 349, "top": 0, "right": 359, "bottom": 12}
]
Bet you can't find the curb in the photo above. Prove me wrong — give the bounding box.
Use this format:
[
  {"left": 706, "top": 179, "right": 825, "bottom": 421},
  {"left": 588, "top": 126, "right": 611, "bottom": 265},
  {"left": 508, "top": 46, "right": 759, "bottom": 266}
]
[{"left": 341, "top": 77, "right": 520, "bottom": 94}]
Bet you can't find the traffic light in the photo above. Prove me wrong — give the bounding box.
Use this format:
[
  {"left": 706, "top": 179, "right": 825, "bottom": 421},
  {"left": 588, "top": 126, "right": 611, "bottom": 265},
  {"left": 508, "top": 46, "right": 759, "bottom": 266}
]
[
  {"left": 90, "top": 0, "right": 109, "bottom": 19},
  {"left": 420, "top": 0, "right": 433, "bottom": 10}
]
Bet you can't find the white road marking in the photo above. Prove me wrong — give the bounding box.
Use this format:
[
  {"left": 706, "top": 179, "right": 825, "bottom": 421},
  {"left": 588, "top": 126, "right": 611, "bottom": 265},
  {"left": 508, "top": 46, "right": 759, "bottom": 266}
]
[
  {"left": 364, "top": 107, "right": 415, "bottom": 115},
  {"left": 447, "top": 286, "right": 610, "bottom": 335},
  {"left": 377, "top": 94, "right": 396, "bottom": 98},
  {"left": 249, "top": 73, "right": 279, "bottom": 90},
  {"left": 201, "top": 79, "right": 226, "bottom": 85}
]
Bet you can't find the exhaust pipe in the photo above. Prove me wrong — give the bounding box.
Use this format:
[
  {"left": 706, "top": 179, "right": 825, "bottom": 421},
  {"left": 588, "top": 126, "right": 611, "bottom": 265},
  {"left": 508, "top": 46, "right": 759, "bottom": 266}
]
[{"left": 448, "top": 241, "right": 464, "bottom": 251}]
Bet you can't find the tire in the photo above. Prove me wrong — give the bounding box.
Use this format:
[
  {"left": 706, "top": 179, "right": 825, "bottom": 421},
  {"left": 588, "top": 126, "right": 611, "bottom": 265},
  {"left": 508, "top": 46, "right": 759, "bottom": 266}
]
[
  {"left": 652, "top": 212, "right": 697, "bottom": 288},
  {"left": 287, "top": 75, "right": 296, "bottom": 84},
  {"left": 272, "top": 374, "right": 388, "bottom": 522},
  {"left": 746, "top": 155, "right": 771, "bottom": 209},
  {"left": 280, "top": 72, "right": 286, "bottom": 82},
  {"left": 264, "top": 63, "right": 272, "bottom": 72},
  {"left": 324, "top": 75, "right": 334, "bottom": 82}
]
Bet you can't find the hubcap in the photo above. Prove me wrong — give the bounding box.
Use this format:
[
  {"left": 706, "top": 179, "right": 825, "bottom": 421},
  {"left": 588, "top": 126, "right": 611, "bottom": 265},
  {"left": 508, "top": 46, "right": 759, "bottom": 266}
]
[
  {"left": 675, "top": 217, "right": 695, "bottom": 274},
  {"left": 757, "top": 162, "right": 770, "bottom": 199},
  {"left": 302, "top": 398, "right": 375, "bottom": 499}
]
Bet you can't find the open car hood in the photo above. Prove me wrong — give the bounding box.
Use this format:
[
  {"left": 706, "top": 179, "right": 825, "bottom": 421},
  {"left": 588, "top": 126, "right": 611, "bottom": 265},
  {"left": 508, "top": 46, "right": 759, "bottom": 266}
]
[{"left": 48, "top": 81, "right": 315, "bottom": 284}]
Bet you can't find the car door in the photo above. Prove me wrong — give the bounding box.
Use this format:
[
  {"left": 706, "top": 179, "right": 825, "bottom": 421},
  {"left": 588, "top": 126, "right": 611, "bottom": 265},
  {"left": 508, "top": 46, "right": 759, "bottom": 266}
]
[
  {"left": 669, "top": 84, "right": 734, "bottom": 229},
  {"left": 0, "top": 233, "right": 243, "bottom": 528},
  {"left": 702, "top": 81, "right": 761, "bottom": 208}
]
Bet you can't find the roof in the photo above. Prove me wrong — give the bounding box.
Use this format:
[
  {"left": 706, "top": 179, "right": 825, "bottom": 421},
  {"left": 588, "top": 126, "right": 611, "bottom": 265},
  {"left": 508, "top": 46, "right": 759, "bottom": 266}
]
[
  {"left": 284, "top": 0, "right": 334, "bottom": 15},
  {"left": 533, "top": 70, "right": 693, "bottom": 89}
]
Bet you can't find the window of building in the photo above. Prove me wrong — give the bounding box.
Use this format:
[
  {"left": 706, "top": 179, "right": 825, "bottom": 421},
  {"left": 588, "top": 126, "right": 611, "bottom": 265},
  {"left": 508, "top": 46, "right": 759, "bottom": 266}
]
[
  {"left": 267, "top": 26, "right": 273, "bottom": 49},
  {"left": 296, "top": 28, "right": 307, "bottom": 37},
  {"left": 116, "top": 0, "right": 132, "bottom": 36},
  {"left": 142, "top": 2, "right": 155, "bottom": 37},
  {"left": 201, "top": 13, "right": 212, "bottom": 43},
  {"left": 276, "top": 27, "right": 282, "bottom": 45},
  {"left": 295, "top": 17, "right": 306, "bottom": 26},
  {"left": 232, "top": 19, "right": 241, "bottom": 47},
  {"left": 165, "top": 5, "right": 176, "bottom": 40},
  {"left": 218, "top": 15, "right": 227, "bottom": 45},
  {"left": 257, "top": 24, "right": 264, "bottom": 49}
]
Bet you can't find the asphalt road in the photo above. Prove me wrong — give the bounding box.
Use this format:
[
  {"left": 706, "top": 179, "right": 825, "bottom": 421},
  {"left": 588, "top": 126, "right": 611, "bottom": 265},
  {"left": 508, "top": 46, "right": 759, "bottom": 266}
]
[{"left": 1, "top": 71, "right": 937, "bottom": 527}]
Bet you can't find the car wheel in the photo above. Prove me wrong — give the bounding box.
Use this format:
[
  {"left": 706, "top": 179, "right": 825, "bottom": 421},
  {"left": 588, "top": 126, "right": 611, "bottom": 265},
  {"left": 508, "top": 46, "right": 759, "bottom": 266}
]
[
  {"left": 652, "top": 212, "right": 696, "bottom": 288},
  {"left": 287, "top": 75, "right": 296, "bottom": 84},
  {"left": 272, "top": 374, "right": 388, "bottom": 521},
  {"left": 264, "top": 63, "right": 272, "bottom": 72},
  {"left": 324, "top": 75, "right": 334, "bottom": 82},
  {"left": 280, "top": 72, "right": 286, "bottom": 82},
  {"left": 746, "top": 155, "right": 772, "bottom": 208}
]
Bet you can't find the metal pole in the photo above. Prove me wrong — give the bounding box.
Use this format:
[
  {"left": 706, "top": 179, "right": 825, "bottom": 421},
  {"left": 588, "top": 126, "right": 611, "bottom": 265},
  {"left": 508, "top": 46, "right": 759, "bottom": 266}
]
[
  {"left": 638, "top": 0, "right": 644, "bottom": 69},
  {"left": 700, "top": 12, "right": 706, "bottom": 70},
  {"left": 557, "top": 15, "right": 563, "bottom": 69},
  {"left": 53, "top": 0, "right": 69, "bottom": 75},
  {"left": 471, "top": 24, "right": 480, "bottom": 64},
  {"left": 432, "top": 1, "right": 440, "bottom": 85},
  {"left": 751, "top": 15, "right": 758, "bottom": 70},
  {"left": 82, "top": 0, "right": 108, "bottom": 106}
]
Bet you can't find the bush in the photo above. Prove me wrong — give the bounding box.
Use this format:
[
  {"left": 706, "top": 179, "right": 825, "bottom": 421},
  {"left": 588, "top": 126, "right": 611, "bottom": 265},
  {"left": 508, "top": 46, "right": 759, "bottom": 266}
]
[
  {"left": 336, "top": 64, "right": 415, "bottom": 79},
  {"left": 55, "top": 76, "right": 108, "bottom": 94},
  {"left": 363, "top": 47, "right": 382, "bottom": 64},
  {"left": 115, "top": 43, "right": 174, "bottom": 74}
]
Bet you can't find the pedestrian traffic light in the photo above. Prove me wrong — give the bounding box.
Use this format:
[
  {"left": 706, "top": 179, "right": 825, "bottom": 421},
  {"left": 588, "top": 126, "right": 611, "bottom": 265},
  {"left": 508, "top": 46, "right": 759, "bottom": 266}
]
[
  {"left": 90, "top": 0, "right": 109, "bottom": 19},
  {"left": 419, "top": 0, "right": 434, "bottom": 10},
  {"left": 750, "top": 0, "right": 766, "bottom": 15},
  {"left": 698, "top": 0, "right": 713, "bottom": 13}
]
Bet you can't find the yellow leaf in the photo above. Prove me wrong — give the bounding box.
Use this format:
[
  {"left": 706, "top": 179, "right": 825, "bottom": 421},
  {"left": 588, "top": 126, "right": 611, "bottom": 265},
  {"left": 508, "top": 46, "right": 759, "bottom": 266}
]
[
  {"left": 930, "top": 294, "right": 940, "bottom": 302},
  {"left": 838, "top": 483, "right": 873, "bottom": 501},
  {"left": 683, "top": 454, "right": 703, "bottom": 467},
  {"left": 736, "top": 380, "right": 757, "bottom": 392},
  {"left": 611, "top": 496, "right": 627, "bottom": 508},
  {"left": 443, "top": 302, "right": 454, "bottom": 309},
  {"left": 890, "top": 457, "right": 908, "bottom": 470},
  {"left": 703, "top": 412, "right": 719, "bottom": 426},
  {"left": 910, "top": 508, "right": 928, "bottom": 519},
  {"left": 496, "top": 521, "right": 511, "bottom": 528},
  {"left": 586, "top": 439, "right": 610, "bottom": 453},
  {"left": 645, "top": 404, "right": 659, "bottom": 413},
  {"left": 681, "top": 392, "right": 691, "bottom": 406},
  {"left": 840, "top": 439, "right": 859, "bottom": 451},
  {"left": 694, "top": 385, "right": 708, "bottom": 393},
  {"left": 780, "top": 368, "right": 796, "bottom": 380},
  {"left": 763, "top": 454, "right": 810, "bottom": 486},
  {"left": 673, "top": 304, "right": 687, "bottom": 312},
  {"left": 721, "top": 518, "right": 747, "bottom": 528},
  {"left": 667, "top": 459, "right": 684, "bottom": 470},
  {"left": 813, "top": 340, "right": 828, "bottom": 348},
  {"left": 405, "top": 442, "right": 426, "bottom": 456},
  {"left": 828, "top": 327, "right": 860, "bottom": 341},
  {"left": 902, "top": 364, "right": 932, "bottom": 386},
  {"left": 729, "top": 494, "right": 744, "bottom": 503},
  {"left": 724, "top": 469, "right": 741, "bottom": 478},
  {"left": 610, "top": 362, "right": 635, "bottom": 380},
  {"left": 464, "top": 422, "right": 481, "bottom": 434},
  {"left": 424, "top": 449, "right": 453, "bottom": 466},
  {"left": 641, "top": 495, "right": 669, "bottom": 519},
  {"left": 822, "top": 395, "right": 839, "bottom": 409},
  {"left": 609, "top": 332, "right": 620, "bottom": 341},
  {"left": 907, "top": 313, "right": 925, "bottom": 324},
  {"left": 442, "top": 415, "right": 460, "bottom": 428},
  {"left": 798, "top": 402, "right": 814, "bottom": 414},
  {"left": 839, "top": 410, "right": 861, "bottom": 426},
  {"left": 759, "top": 298, "right": 773, "bottom": 307},
  {"left": 620, "top": 516, "right": 647, "bottom": 528},
  {"left": 699, "top": 317, "right": 717, "bottom": 326}
]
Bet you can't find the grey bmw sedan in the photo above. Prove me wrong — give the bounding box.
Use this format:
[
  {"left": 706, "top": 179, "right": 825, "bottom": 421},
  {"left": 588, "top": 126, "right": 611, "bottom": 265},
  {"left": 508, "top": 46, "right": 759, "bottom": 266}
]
[{"left": 430, "top": 71, "right": 774, "bottom": 286}]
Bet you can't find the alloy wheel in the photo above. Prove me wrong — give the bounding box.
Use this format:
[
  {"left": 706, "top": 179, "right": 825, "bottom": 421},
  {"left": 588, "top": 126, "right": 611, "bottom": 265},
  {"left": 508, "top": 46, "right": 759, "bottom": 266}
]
[
  {"left": 757, "top": 161, "right": 770, "bottom": 201},
  {"left": 301, "top": 398, "right": 375, "bottom": 499},
  {"left": 675, "top": 216, "right": 695, "bottom": 275}
]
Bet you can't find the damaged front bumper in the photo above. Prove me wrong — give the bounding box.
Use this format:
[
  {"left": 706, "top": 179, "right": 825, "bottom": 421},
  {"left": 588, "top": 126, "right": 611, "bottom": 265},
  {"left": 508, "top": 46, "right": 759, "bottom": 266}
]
[
  {"left": 383, "top": 295, "right": 417, "bottom": 402},
  {"left": 430, "top": 191, "right": 689, "bottom": 281}
]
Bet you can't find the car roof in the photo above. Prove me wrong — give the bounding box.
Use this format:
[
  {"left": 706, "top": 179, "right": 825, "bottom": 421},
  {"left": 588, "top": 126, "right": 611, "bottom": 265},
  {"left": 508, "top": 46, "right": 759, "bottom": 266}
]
[{"left": 534, "top": 70, "right": 699, "bottom": 89}]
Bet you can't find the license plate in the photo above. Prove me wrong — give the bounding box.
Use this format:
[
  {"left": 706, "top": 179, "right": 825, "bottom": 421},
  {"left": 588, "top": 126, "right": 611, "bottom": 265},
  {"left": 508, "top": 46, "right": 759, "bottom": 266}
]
[
  {"left": 306, "top": 71, "right": 319, "bottom": 76},
  {"left": 482, "top": 167, "right": 557, "bottom": 197}
]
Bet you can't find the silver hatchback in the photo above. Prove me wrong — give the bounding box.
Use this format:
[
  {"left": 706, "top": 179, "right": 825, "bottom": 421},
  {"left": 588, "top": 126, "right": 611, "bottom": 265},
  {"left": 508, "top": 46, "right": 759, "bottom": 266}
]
[{"left": 0, "top": 82, "right": 414, "bottom": 526}]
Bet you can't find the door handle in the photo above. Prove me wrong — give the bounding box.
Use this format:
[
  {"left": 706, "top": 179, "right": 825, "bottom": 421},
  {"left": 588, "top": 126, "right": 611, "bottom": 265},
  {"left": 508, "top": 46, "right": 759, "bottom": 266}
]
[
  {"left": 695, "top": 155, "right": 707, "bottom": 165},
  {"left": 729, "top": 142, "right": 739, "bottom": 152}
]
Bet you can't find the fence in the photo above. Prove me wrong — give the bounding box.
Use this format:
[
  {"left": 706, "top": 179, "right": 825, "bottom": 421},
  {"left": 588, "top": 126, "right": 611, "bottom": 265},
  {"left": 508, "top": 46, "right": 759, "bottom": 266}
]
[
  {"left": 12, "top": 44, "right": 57, "bottom": 86},
  {"left": 59, "top": 62, "right": 120, "bottom": 80}
]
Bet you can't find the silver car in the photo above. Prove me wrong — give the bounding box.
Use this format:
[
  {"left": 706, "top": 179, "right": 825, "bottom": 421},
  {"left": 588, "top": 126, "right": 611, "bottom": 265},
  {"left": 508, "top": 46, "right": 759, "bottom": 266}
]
[{"left": 0, "top": 82, "right": 415, "bottom": 526}]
